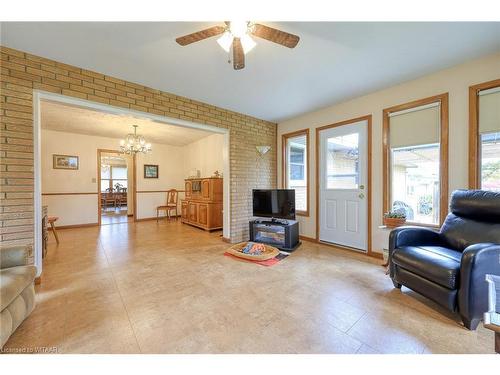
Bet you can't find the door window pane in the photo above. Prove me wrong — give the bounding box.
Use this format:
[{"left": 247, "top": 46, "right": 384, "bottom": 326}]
[
  {"left": 391, "top": 144, "right": 440, "bottom": 225},
  {"left": 285, "top": 133, "right": 308, "bottom": 212},
  {"left": 326, "top": 133, "right": 359, "bottom": 189},
  {"left": 481, "top": 131, "right": 500, "bottom": 191}
]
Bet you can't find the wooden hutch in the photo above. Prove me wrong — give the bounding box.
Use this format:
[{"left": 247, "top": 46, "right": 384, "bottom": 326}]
[{"left": 181, "top": 177, "right": 223, "bottom": 231}]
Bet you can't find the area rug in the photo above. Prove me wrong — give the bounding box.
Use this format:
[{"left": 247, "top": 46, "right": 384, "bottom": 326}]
[
  {"left": 223, "top": 251, "right": 289, "bottom": 266},
  {"left": 224, "top": 242, "right": 291, "bottom": 267}
]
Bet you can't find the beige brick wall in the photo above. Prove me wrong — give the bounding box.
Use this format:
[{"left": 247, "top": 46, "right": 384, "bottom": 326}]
[{"left": 0, "top": 46, "right": 277, "bottom": 246}]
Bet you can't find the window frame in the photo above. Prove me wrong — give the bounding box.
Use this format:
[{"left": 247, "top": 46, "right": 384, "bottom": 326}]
[
  {"left": 468, "top": 79, "right": 500, "bottom": 189},
  {"left": 383, "top": 93, "right": 449, "bottom": 228},
  {"left": 101, "top": 165, "right": 128, "bottom": 192},
  {"left": 282, "top": 128, "right": 310, "bottom": 217}
]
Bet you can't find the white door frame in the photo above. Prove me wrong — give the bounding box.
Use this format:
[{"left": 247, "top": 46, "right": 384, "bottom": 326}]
[
  {"left": 33, "top": 90, "right": 231, "bottom": 277},
  {"left": 315, "top": 115, "right": 373, "bottom": 256}
]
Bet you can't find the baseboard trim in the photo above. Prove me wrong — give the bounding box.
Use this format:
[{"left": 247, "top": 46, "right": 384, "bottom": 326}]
[
  {"left": 316, "top": 239, "right": 384, "bottom": 261},
  {"left": 299, "top": 235, "right": 317, "bottom": 243},
  {"left": 369, "top": 251, "right": 384, "bottom": 260},
  {"left": 48, "top": 222, "right": 98, "bottom": 230},
  {"left": 221, "top": 236, "right": 231, "bottom": 243},
  {"left": 136, "top": 215, "right": 181, "bottom": 222},
  {"left": 135, "top": 217, "right": 158, "bottom": 222}
]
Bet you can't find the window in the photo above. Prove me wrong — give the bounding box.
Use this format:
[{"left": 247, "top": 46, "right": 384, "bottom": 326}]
[
  {"left": 383, "top": 94, "right": 448, "bottom": 226},
  {"left": 283, "top": 129, "right": 309, "bottom": 215},
  {"left": 290, "top": 146, "right": 305, "bottom": 180},
  {"left": 481, "top": 132, "right": 500, "bottom": 191},
  {"left": 469, "top": 80, "right": 500, "bottom": 190},
  {"left": 391, "top": 144, "right": 440, "bottom": 224},
  {"left": 101, "top": 163, "right": 128, "bottom": 192}
]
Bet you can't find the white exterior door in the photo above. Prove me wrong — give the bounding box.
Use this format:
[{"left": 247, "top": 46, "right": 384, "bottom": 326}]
[{"left": 319, "top": 120, "right": 368, "bottom": 251}]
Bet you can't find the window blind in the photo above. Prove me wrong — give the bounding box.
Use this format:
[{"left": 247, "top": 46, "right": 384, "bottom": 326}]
[
  {"left": 479, "top": 87, "right": 500, "bottom": 134},
  {"left": 389, "top": 103, "right": 440, "bottom": 148}
]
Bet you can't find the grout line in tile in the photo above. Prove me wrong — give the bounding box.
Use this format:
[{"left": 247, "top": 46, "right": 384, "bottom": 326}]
[{"left": 101, "top": 235, "right": 143, "bottom": 354}]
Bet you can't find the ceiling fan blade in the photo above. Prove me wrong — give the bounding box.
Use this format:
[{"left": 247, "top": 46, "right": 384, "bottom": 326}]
[
  {"left": 251, "top": 24, "right": 300, "bottom": 48},
  {"left": 232, "top": 38, "right": 245, "bottom": 70},
  {"left": 176, "top": 26, "right": 225, "bottom": 46}
]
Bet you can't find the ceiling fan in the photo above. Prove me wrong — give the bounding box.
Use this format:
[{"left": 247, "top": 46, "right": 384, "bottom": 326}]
[{"left": 175, "top": 21, "right": 300, "bottom": 70}]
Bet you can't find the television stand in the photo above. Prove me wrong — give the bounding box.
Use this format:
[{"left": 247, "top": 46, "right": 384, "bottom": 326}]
[{"left": 249, "top": 219, "right": 300, "bottom": 252}]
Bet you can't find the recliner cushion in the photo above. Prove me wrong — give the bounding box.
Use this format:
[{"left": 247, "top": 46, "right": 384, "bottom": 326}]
[
  {"left": 440, "top": 213, "right": 500, "bottom": 252},
  {"left": 0, "top": 265, "right": 36, "bottom": 311},
  {"left": 391, "top": 246, "right": 461, "bottom": 289},
  {"left": 450, "top": 189, "right": 500, "bottom": 222}
]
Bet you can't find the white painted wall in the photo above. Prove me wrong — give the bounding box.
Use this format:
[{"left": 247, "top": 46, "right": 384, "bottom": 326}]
[
  {"left": 277, "top": 52, "right": 500, "bottom": 253},
  {"left": 42, "top": 129, "right": 121, "bottom": 226},
  {"left": 182, "top": 133, "right": 224, "bottom": 178},
  {"left": 135, "top": 142, "right": 185, "bottom": 219},
  {"left": 135, "top": 133, "right": 223, "bottom": 219},
  {"left": 42, "top": 129, "right": 225, "bottom": 224}
]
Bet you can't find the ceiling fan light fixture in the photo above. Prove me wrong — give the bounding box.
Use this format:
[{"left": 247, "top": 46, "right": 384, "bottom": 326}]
[
  {"left": 241, "top": 34, "right": 256, "bottom": 54},
  {"left": 176, "top": 22, "right": 300, "bottom": 70},
  {"left": 229, "top": 21, "right": 248, "bottom": 38},
  {"left": 217, "top": 31, "right": 233, "bottom": 52}
]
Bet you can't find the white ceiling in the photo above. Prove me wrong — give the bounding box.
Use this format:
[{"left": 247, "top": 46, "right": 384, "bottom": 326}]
[
  {"left": 41, "top": 100, "right": 214, "bottom": 146},
  {"left": 3, "top": 22, "right": 500, "bottom": 122}
]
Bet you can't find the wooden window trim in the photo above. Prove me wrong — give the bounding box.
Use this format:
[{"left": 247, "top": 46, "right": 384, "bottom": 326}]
[
  {"left": 468, "top": 78, "right": 500, "bottom": 189},
  {"left": 383, "top": 93, "right": 449, "bottom": 228},
  {"left": 282, "top": 128, "right": 310, "bottom": 217}
]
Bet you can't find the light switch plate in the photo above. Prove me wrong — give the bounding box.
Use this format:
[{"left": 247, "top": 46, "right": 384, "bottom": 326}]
[{"left": 91, "top": 178, "right": 96, "bottom": 183}]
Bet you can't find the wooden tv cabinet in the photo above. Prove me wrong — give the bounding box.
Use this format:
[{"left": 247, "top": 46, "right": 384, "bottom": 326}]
[{"left": 181, "top": 177, "right": 223, "bottom": 231}]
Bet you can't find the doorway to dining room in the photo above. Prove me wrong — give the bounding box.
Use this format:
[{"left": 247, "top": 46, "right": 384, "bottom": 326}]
[{"left": 98, "top": 150, "right": 135, "bottom": 225}]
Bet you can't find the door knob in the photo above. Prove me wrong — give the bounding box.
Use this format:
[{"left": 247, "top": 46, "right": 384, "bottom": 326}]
[{"left": 358, "top": 193, "right": 365, "bottom": 199}]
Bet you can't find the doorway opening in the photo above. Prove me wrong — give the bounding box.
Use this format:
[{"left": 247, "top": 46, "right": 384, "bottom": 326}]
[
  {"left": 98, "top": 150, "right": 135, "bottom": 225},
  {"left": 35, "top": 91, "right": 230, "bottom": 279}
]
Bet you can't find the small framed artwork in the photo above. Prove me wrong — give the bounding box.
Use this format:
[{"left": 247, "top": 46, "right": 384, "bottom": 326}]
[
  {"left": 144, "top": 164, "right": 159, "bottom": 179},
  {"left": 53, "top": 154, "right": 79, "bottom": 170}
]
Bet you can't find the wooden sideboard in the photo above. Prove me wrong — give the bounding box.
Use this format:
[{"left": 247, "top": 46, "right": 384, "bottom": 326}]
[{"left": 181, "top": 177, "right": 222, "bottom": 231}]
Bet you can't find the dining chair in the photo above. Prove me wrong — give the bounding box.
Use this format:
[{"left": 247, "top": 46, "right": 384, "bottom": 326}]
[
  {"left": 48, "top": 216, "right": 60, "bottom": 244},
  {"left": 156, "top": 189, "right": 179, "bottom": 222},
  {"left": 102, "top": 188, "right": 118, "bottom": 211}
]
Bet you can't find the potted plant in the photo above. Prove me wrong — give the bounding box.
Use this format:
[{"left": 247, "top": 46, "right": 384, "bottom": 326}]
[{"left": 383, "top": 211, "right": 407, "bottom": 228}]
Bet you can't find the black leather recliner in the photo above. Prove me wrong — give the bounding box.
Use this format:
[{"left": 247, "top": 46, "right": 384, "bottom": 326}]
[{"left": 389, "top": 189, "right": 500, "bottom": 330}]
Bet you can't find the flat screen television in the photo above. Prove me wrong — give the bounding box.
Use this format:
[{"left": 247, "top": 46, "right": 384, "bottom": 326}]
[{"left": 252, "top": 189, "right": 295, "bottom": 220}]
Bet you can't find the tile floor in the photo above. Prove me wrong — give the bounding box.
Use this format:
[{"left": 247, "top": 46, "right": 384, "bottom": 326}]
[{"left": 3, "top": 220, "right": 495, "bottom": 353}]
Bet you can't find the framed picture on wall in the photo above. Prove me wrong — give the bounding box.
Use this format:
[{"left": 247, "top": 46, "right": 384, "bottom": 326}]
[
  {"left": 144, "top": 164, "right": 159, "bottom": 178},
  {"left": 53, "top": 154, "right": 79, "bottom": 170}
]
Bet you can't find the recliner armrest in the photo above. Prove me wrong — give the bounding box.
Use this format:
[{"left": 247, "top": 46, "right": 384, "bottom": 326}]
[
  {"left": 388, "top": 226, "right": 442, "bottom": 278},
  {"left": 0, "top": 245, "right": 31, "bottom": 269},
  {"left": 458, "top": 243, "right": 500, "bottom": 327},
  {"left": 389, "top": 226, "right": 442, "bottom": 250}
]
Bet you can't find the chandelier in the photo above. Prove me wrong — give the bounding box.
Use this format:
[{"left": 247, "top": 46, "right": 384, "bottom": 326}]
[{"left": 119, "top": 125, "right": 152, "bottom": 154}]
